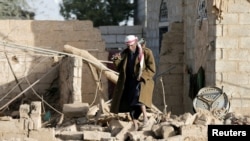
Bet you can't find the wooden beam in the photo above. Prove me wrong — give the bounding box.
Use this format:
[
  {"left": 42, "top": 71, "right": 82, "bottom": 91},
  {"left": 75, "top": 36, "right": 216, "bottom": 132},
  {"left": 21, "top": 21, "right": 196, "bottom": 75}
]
[{"left": 64, "top": 45, "right": 118, "bottom": 84}]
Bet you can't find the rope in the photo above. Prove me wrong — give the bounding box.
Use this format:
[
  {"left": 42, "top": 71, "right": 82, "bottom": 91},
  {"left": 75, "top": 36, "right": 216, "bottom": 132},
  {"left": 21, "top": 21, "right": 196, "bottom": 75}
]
[
  {"left": 25, "top": 77, "right": 63, "bottom": 115},
  {"left": 89, "top": 65, "right": 104, "bottom": 107}
]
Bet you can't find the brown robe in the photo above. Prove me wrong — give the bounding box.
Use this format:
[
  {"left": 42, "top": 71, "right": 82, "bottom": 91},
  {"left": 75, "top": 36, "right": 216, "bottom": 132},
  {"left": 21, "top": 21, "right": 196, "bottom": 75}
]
[{"left": 110, "top": 46, "right": 156, "bottom": 114}]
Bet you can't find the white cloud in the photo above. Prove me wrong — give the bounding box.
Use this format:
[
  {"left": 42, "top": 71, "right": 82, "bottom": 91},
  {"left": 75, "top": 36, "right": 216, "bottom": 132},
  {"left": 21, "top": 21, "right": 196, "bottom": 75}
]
[{"left": 26, "top": 0, "right": 64, "bottom": 20}]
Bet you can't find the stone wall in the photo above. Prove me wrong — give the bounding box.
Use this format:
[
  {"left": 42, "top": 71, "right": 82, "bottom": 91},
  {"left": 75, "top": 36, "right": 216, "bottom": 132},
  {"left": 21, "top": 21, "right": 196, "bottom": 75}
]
[
  {"left": 0, "top": 20, "right": 108, "bottom": 110},
  {"left": 154, "top": 22, "right": 185, "bottom": 115},
  {"left": 146, "top": 0, "right": 186, "bottom": 115}
]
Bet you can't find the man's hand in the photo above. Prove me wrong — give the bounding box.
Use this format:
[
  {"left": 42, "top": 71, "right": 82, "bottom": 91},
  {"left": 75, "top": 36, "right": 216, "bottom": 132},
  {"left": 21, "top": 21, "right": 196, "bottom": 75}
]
[{"left": 111, "top": 53, "right": 121, "bottom": 60}]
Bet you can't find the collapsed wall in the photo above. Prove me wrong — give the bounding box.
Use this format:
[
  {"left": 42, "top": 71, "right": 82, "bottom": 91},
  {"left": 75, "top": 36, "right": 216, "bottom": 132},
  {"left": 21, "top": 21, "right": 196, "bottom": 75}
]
[{"left": 0, "top": 20, "right": 109, "bottom": 113}]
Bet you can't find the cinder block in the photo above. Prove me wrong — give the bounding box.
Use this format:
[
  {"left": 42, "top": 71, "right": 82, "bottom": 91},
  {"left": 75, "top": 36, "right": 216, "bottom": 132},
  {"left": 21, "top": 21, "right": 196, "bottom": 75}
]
[
  {"left": 63, "top": 103, "right": 89, "bottom": 118},
  {"left": 56, "top": 131, "right": 83, "bottom": 140},
  {"left": 29, "top": 128, "right": 56, "bottom": 141},
  {"left": 83, "top": 130, "right": 111, "bottom": 141},
  {"left": 19, "top": 104, "right": 30, "bottom": 119}
]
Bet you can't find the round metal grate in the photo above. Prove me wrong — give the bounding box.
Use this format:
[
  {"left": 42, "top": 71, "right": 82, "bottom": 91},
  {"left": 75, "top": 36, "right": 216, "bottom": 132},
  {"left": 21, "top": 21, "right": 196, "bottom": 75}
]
[{"left": 193, "top": 87, "right": 230, "bottom": 118}]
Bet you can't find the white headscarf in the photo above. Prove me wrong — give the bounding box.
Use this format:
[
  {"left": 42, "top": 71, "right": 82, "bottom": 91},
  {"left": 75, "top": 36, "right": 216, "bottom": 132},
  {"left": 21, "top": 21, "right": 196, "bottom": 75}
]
[{"left": 125, "top": 35, "right": 144, "bottom": 80}]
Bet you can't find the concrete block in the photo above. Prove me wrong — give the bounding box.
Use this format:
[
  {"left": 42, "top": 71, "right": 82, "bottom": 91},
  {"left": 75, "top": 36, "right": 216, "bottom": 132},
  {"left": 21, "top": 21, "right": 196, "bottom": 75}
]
[
  {"left": 73, "top": 20, "right": 93, "bottom": 31},
  {"left": 99, "top": 26, "right": 108, "bottom": 34},
  {"left": 28, "top": 118, "right": 34, "bottom": 130},
  {"left": 30, "top": 101, "right": 42, "bottom": 115},
  {"left": 9, "top": 20, "right": 32, "bottom": 31},
  {"left": 19, "top": 104, "right": 30, "bottom": 119},
  {"left": 56, "top": 131, "right": 83, "bottom": 140},
  {"left": 30, "top": 102, "right": 42, "bottom": 129},
  {"left": 216, "top": 36, "right": 238, "bottom": 49},
  {"left": 125, "top": 26, "right": 143, "bottom": 34},
  {"left": 216, "top": 60, "right": 238, "bottom": 72},
  {"left": 107, "top": 26, "right": 125, "bottom": 34},
  {"left": 83, "top": 131, "right": 111, "bottom": 141},
  {"left": 216, "top": 13, "right": 238, "bottom": 25},
  {"left": 239, "top": 14, "right": 250, "bottom": 24},
  {"left": 228, "top": 0, "right": 250, "bottom": 13},
  {"left": 79, "top": 124, "right": 104, "bottom": 132},
  {"left": 227, "top": 25, "right": 250, "bottom": 37},
  {"left": 240, "top": 37, "right": 250, "bottom": 49},
  {"left": 29, "top": 128, "right": 56, "bottom": 141},
  {"left": 63, "top": 103, "right": 89, "bottom": 118},
  {"left": 31, "top": 21, "right": 55, "bottom": 31},
  {"left": 102, "top": 35, "right": 117, "bottom": 43},
  {"left": 116, "top": 35, "right": 127, "bottom": 43}
]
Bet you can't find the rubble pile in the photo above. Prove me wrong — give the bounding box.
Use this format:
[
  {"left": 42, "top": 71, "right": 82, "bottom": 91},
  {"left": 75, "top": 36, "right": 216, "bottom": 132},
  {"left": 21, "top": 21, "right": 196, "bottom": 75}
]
[
  {"left": 56, "top": 108, "right": 250, "bottom": 141},
  {"left": 0, "top": 100, "right": 249, "bottom": 141}
]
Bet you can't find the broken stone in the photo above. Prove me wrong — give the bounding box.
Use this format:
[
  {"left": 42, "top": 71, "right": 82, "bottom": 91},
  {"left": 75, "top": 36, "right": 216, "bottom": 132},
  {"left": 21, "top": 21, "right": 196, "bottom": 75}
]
[
  {"left": 140, "top": 116, "right": 156, "bottom": 131},
  {"left": 115, "top": 121, "right": 133, "bottom": 141},
  {"left": 161, "top": 125, "right": 176, "bottom": 139},
  {"left": 151, "top": 124, "right": 162, "bottom": 138},
  {"left": 108, "top": 119, "right": 128, "bottom": 136},
  {"left": 126, "top": 130, "right": 152, "bottom": 141},
  {"left": 181, "top": 112, "right": 196, "bottom": 125}
]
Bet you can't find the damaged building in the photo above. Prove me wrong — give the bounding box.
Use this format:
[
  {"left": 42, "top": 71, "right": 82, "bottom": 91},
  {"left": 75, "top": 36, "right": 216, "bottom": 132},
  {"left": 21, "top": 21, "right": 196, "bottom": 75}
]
[{"left": 0, "top": 0, "right": 250, "bottom": 140}]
